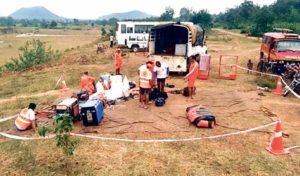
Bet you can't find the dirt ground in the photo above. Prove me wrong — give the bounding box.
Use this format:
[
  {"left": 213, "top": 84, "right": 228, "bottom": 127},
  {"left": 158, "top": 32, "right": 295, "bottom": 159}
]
[{"left": 1, "top": 29, "right": 300, "bottom": 175}]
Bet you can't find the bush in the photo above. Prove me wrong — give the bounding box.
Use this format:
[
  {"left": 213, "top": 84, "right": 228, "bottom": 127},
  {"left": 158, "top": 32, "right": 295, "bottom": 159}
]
[
  {"left": 256, "top": 77, "right": 277, "bottom": 89},
  {"left": 3, "top": 39, "right": 61, "bottom": 72}
]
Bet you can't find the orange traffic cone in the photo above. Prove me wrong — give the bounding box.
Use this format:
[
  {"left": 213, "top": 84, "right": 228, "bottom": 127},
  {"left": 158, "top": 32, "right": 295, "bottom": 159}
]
[
  {"left": 273, "top": 76, "right": 283, "bottom": 95},
  {"left": 56, "top": 75, "right": 69, "bottom": 92},
  {"left": 266, "top": 120, "right": 289, "bottom": 155}
]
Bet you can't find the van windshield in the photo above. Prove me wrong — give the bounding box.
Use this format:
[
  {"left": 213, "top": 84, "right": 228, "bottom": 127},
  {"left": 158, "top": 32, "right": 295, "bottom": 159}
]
[{"left": 276, "top": 40, "right": 300, "bottom": 52}]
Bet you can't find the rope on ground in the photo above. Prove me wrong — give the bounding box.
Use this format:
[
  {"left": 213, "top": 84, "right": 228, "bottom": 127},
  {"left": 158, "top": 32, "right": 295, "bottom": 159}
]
[
  {"left": 69, "top": 121, "right": 278, "bottom": 143},
  {"left": 286, "top": 146, "right": 300, "bottom": 151},
  {"left": 0, "top": 132, "right": 54, "bottom": 140},
  {"left": 0, "top": 121, "right": 277, "bottom": 142},
  {"left": 0, "top": 115, "right": 17, "bottom": 123},
  {"left": 236, "top": 65, "right": 300, "bottom": 100}
]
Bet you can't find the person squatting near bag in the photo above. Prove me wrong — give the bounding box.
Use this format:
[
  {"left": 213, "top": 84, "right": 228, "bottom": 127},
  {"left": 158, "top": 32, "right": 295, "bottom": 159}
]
[
  {"left": 138, "top": 61, "right": 153, "bottom": 109},
  {"left": 15, "top": 103, "right": 37, "bottom": 132},
  {"left": 114, "top": 48, "right": 122, "bottom": 75},
  {"left": 80, "top": 71, "right": 96, "bottom": 95},
  {"left": 184, "top": 55, "right": 199, "bottom": 101}
]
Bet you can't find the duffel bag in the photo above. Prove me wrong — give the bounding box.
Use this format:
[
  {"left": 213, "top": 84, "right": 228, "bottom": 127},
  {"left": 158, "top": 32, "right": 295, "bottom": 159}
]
[
  {"left": 155, "top": 97, "right": 165, "bottom": 107},
  {"left": 186, "top": 105, "right": 216, "bottom": 128},
  {"left": 193, "top": 115, "right": 216, "bottom": 128},
  {"left": 77, "top": 90, "right": 89, "bottom": 101}
]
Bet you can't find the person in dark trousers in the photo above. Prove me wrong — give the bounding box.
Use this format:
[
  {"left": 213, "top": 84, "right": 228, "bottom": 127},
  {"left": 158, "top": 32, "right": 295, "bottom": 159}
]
[
  {"left": 110, "top": 36, "right": 114, "bottom": 48},
  {"left": 247, "top": 59, "right": 254, "bottom": 74},
  {"left": 154, "top": 61, "right": 169, "bottom": 92}
]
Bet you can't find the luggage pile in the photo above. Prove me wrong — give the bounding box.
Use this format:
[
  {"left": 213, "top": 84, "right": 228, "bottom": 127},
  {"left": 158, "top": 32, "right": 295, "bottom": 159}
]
[
  {"left": 186, "top": 105, "right": 216, "bottom": 128},
  {"left": 149, "top": 88, "right": 168, "bottom": 107}
]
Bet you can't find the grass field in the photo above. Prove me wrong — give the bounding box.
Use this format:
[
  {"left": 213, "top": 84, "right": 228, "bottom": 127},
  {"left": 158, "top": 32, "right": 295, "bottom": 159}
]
[
  {"left": 0, "top": 28, "right": 300, "bottom": 176},
  {"left": 0, "top": 27, "right": 100, "bottom": 65}
]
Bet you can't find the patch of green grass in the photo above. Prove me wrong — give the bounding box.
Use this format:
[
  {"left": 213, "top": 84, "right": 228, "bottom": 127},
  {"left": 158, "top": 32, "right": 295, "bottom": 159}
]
[{"left": 256, "top": 77, "right": 277, "bottom": 89}]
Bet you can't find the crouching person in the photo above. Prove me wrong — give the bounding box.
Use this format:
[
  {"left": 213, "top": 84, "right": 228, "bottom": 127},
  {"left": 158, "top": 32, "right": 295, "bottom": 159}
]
[{"left": 15, "top": 103, "right": 37, "bottom": 132}]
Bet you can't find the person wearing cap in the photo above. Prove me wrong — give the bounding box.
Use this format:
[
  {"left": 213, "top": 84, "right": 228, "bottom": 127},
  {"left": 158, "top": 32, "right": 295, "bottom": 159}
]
[
  {"left": 15, "top": 103, "right": 37, "bottom": 131},
  {"left": 114, "top": 48, "right": 122, "bottom": 75},
  {"left": 184, "top": 55, "right": 199, "bottom": 100}
]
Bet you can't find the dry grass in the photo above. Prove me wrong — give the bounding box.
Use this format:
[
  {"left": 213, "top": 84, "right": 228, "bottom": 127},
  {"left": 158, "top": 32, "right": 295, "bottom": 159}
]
[
  {"left": 0, "top": 27, "right": 100, "bottom": 65},
  {"left": 0, "top": 28, "right": 300, "bottom": 176}
]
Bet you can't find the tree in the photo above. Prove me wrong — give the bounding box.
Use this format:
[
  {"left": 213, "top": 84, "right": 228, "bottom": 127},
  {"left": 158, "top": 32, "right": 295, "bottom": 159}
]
[
  {"left": 190, "top": 10, "right": 213, "bottom": 29},
  {"left": 160, "top": 7, "right": 175, "bottom": 21},
  {"left": 179, "top": 7, "right": 192, "bottom": 21},
  {"left": 49, "top": 21, "right": 57, "bottom": 29},
  {"left": 250, "top": 6, "right": 274, "bottom": 36}
]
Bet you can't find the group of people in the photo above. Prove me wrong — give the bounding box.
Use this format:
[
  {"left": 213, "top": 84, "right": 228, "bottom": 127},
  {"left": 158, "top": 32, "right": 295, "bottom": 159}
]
[
  {"left": 14, "top": 49, "right": 201, "bottom": 131},
  {"left": 138, "top": 58, "right": 170, "bottom": 109}
]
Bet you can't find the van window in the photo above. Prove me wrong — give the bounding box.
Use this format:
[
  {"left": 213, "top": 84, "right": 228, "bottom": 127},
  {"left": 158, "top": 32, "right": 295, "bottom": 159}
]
[
  {"left": 127, "top": 27, "right": 133, "bottom": 33},
  {"left": 134, "top": 25, "right": 154, "bottom": 33},
  {"left": 121, "top": 24, "right": 126, "bottom": 34}
]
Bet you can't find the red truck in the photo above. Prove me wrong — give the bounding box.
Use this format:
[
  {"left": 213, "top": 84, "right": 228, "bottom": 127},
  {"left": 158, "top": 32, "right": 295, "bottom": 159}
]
[{"left": 259, "top": 32, "right": 300, "bottom": 74}]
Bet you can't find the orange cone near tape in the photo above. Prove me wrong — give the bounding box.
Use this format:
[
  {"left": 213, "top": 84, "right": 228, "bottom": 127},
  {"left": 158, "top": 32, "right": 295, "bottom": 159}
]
[
  {"left": 266, "top": 120, "right": 289, "bottom": 155},
  {"left": 56, "top": 75, "right": 69, "bottom": 92},
  {"left": 274, "top": 76, "right": 283, "bottom": 95}
]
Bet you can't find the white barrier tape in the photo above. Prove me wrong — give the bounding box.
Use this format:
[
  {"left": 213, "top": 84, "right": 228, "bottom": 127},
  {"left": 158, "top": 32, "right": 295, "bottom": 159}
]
[
  {"left": 69, "top": 121, "right": 278, "bottom": 143},
  {"left": 236, "top": 65, "right": 300, "bottom": 100},
  {"left": 286, "top": 145, "right": 300, "bottom": 151},
  {"left": 0, "top": 132, "right": 54, "bottom": 140},
  {"left": 236, "top": 65, "right": 279, "bottom": 78},
  {"left": 0, "top": 115, "right": 17, "bottom": 123}
]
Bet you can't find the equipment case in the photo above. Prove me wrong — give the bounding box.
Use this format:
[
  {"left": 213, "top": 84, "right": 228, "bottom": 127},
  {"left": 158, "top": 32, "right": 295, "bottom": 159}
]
[{"left": 80, "top": 99, "right": 103, "bottom": 126}]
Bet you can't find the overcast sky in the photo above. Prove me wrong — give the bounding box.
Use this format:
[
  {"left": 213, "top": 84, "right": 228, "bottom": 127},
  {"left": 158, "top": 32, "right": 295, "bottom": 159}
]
[{"left": 0, "top": 0, "right": 276, "bottom": 19}]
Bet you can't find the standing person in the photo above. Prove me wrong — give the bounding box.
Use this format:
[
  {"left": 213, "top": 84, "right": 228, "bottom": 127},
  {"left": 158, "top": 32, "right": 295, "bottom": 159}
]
[
  {"left": 257, "top": 52, "right": 266, "bottom": 72},
  {"left": 110, "top": 35, "right": 114, "bottom": 48},
  {"left": 247, "top": 59, "right": 254, "bottom": 74},
  {"left": 114, "top": 48, "right": 122, "bottom": 75},
  {"left": 154, "top": 61, "right": 169, "bottom": 92},
  {"left": 184, "top": 55, "right": 199, "bottom": 100},
  {"left": 148, "top": 58, "right": 156, "bottom": 89},
  {"left": 15, "top": 103, "right": 37, "bottom": 132},
  {"left": 139, "top": 61, "right": 153, "bottom": 109},
  {"left": 80, "top": 71, "right": 96, "bottom": 95}
]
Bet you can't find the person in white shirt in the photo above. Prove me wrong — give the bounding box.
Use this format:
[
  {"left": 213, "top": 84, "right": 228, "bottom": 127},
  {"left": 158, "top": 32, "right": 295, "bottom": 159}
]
[
  {"left": 154, "top": 61, "right": 169, "bottom": 92},
  {"left": 15, "top": 103, "right": 37, "bottom": 131}
]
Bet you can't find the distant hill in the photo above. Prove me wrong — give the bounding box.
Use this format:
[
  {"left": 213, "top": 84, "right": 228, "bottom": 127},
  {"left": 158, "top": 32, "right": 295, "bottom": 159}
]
[
  {"left": 9, "top": 6, "right": 64, "bottom": 21},
  {"left": 98, "top": 10, "right": 154, "bottom": 20}
]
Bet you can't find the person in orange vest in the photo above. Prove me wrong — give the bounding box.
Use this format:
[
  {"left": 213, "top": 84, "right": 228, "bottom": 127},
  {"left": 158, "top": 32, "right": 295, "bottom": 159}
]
[
  {"left": 184, "top": 55, "right": 199, "bottom": 100},
  {"left": 15, "top": 103, "right": 37, "bottom": 131},
  {"left": 80, "top": 71, "right": 96, "bottom": 95},
  {"left": 139, "top": 61, "right": 153, "bottom": 109},
  {"left": 114, "top": 48, "right": 122, "bottom": 75}
]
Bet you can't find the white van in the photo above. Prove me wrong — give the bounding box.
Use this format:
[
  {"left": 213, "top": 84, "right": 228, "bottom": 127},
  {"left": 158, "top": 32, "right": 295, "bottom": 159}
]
[
  {"left": 115, "top": 21, "right": 161, "bottom": 52},
  {"left": 148, "top": 22, "right": 207, "bottom": 72}
]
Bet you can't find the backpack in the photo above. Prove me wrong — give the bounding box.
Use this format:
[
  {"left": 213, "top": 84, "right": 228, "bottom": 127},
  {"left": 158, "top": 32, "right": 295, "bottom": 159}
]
[
  {"left": 77, "top": 90, "right": 89, "bottom": 101},
  {"left": 186, "top": 105, "right": 216, "bottom": 128},
  {"left": 183, "top": 87, "right": 189, "bottom": 97},
  {"left": 155, "top": 97, "right": 165, "bottom": 107}
]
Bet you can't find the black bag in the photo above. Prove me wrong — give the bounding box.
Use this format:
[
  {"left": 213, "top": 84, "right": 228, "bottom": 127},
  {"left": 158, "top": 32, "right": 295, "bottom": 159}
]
[
  {"left": 77, "top": 90, "right": 89, "bottom": 101},
  {"left": 149, "top": 88, "right": 160, "bottom": 101},
  {"left": 155, "top": 97, "right": 165, "bottom": 107},
  {"left": 129, "top": 82, "right": 136, "bottom": 89},
  {"left": 159, "top": 92, "right": 168, "bottom": 99},
  {"left": 183, "top": 87, "right": 189, "bottom": 97},
  {"left": 193, "top": 115, "right": 216, "bottom": 128}
]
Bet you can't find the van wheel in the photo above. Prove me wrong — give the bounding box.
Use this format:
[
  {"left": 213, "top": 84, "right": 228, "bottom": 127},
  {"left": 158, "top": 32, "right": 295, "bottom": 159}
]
[{"left": 132, "top": 45, "right": 139, "bottom": 52}]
